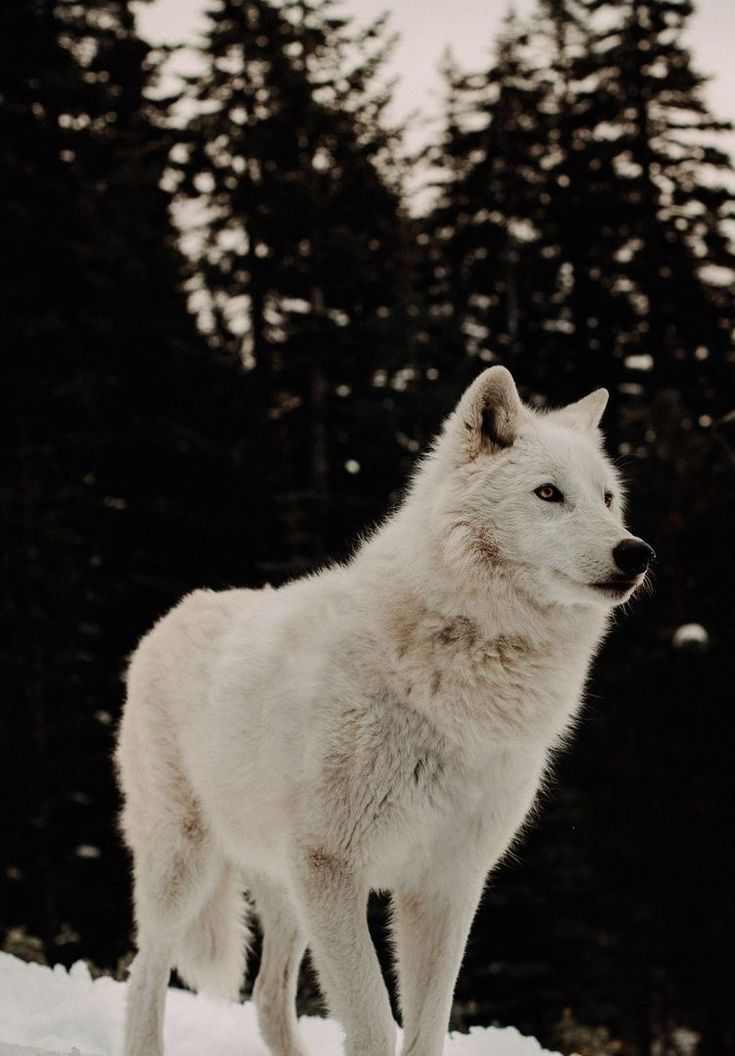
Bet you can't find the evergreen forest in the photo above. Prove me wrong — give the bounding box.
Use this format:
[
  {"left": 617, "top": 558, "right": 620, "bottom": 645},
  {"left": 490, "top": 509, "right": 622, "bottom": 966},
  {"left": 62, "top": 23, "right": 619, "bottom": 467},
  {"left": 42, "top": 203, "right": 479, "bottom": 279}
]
[{"left": 2, "top": 1, "right": 734, "bottom": 1053}]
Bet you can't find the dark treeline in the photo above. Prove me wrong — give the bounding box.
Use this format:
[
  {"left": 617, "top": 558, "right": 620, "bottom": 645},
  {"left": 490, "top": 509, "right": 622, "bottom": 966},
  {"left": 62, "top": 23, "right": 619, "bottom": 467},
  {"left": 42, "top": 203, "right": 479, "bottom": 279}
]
[{"left": 1, "top": 1, "right": 733, "bottom": 1053}]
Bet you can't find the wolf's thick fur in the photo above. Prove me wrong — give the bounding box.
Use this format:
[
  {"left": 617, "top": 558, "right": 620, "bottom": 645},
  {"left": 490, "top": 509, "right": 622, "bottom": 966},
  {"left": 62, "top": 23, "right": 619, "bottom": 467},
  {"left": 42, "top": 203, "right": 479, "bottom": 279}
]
[{"left": 116, "top": 368, "right": 651, "bottom": 1056}]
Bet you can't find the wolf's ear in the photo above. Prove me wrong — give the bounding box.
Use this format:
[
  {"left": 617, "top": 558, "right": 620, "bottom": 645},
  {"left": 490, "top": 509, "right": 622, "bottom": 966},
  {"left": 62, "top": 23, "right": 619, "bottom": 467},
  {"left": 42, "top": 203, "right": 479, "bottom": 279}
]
[
  {"left": 455, "top": 366, "right": 524, "bottom": 459},
  {"left": 557, "top": 388, "right": 609, "bottom": 431}
]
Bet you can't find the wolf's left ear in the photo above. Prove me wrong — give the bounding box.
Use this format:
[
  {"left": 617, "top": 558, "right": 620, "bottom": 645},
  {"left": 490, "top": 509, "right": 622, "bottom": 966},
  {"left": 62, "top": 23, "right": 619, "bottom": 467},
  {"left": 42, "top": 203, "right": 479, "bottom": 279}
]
[
  {"left": 455, "top": 366, "right": 525, "bottom": 459},
  {"left": 557, "top": 388, "right": 609, "bottom": 431}
]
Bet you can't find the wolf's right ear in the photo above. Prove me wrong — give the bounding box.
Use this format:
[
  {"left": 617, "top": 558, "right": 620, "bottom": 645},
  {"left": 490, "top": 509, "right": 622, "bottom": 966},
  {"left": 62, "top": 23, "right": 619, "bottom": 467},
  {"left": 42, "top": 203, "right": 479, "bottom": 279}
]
[
  {"left": 454, "top": 366, "right": 524, "bottom": 460},
  {"left": 557, "top": 388, "right": 609, "bottom": 431}
]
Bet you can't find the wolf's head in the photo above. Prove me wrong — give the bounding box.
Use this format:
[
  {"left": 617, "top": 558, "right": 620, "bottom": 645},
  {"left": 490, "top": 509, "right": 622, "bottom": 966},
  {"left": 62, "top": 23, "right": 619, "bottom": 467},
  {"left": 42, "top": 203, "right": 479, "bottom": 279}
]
[{"left": 421, "top": 367, "right": 654, "bottom": 610}]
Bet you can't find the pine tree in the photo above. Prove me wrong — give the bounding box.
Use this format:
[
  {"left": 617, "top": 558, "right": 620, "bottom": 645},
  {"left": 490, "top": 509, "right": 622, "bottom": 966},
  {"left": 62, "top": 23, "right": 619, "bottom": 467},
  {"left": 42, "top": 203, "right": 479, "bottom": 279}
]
[
  {"left": 1, "top": 0, "right": 258, "bottom": 966},
  {"left": 422, "top": 20, "right": 564, "bottom": 400},
  {"left": 0, "top": 0, "right": 108, "bottom": 956},
  {"left": 528, "top": 0, "right": 639, "bottom": 403},
  {"left": 574, "top": 0, "right": 735, "bottom": 418},
  {"left": 425, "top": 0, "right": 735, "bottom": 420},
  {"left": 175, "top": 0, "right": 412, "bottom": 567}
]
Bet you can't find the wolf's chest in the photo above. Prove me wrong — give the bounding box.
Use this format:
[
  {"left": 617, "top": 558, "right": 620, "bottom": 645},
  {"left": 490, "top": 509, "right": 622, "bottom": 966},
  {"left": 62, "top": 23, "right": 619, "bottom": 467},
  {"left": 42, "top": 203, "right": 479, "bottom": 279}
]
[
  {"left": 363, "top": 741, "right": 549, "bottom": 888},
  {"left": 387, "top": 613, "right": 591, "bottom": 749}
]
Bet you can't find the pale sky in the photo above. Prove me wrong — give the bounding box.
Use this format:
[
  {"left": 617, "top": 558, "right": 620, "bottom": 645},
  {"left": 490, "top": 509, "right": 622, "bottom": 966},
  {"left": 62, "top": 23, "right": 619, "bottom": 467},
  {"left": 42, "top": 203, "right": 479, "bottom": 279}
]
[{"left": 134, "top": 0, "right": 735, "bottom": 185}]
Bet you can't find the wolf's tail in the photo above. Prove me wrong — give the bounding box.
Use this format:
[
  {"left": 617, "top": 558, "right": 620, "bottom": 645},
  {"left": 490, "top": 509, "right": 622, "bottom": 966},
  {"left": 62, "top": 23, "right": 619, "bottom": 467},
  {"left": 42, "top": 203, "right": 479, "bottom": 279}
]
[{"left": 173, "top": 864, "right": 251, "bottom": 1000}]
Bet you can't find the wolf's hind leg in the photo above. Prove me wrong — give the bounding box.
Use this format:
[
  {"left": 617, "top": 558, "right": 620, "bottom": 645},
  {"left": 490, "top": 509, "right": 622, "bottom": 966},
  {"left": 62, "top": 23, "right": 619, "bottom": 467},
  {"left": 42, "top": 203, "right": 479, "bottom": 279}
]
[
  {"left": 122, "top": 775, "right": 243, "bottom": 1056},
  {"left": 174, "top": 859, "right": 250, "bottom": 1000},
  {"left": 124, "top": 834, "right": 227, "bottom": 1056},
  {"left": 251, "top": 877, "right": 309, "bottom": 1056}
]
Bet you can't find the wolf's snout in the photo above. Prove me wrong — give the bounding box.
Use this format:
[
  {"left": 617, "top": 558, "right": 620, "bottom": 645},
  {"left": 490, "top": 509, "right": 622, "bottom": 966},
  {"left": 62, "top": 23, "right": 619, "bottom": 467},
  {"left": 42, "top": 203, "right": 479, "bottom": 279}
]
[{"left": 613, "top": 538, "right": 655, "bottom": 576}]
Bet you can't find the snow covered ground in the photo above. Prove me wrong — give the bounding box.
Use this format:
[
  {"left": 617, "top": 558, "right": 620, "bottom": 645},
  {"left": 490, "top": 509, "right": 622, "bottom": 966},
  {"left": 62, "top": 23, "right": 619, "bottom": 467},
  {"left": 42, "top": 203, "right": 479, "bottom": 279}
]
[{"left": 0, "top": 952, "right": 559, "bottom": 1056}]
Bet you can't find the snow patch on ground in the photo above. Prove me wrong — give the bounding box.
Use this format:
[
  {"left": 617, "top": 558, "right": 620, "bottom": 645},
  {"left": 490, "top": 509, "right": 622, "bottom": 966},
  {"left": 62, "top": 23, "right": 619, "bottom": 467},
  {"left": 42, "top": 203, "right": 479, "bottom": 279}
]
[
  {"left": 0, "top": 952, "right": 559, "bottom": 1056},
  {"left": 672, "top": 623, "right": 709, "bottom": 650}
]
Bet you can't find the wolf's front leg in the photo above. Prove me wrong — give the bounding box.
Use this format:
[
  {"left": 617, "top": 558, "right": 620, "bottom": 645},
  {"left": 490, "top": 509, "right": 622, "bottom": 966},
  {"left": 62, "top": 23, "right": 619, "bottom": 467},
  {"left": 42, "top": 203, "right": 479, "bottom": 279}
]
[
  {"left": 391, "top": 872, "right": 485, "bottom": 1056},
  {"left": 294, "top": 852, "right": 396, "bottom": 1056}
]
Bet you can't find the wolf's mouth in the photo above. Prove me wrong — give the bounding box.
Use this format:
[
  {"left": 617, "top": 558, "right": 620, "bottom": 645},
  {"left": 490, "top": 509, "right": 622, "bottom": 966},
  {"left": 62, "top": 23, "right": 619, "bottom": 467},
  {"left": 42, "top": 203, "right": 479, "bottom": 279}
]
[{"left": 590, "top": 577, "right": 639, "bottom": 594}]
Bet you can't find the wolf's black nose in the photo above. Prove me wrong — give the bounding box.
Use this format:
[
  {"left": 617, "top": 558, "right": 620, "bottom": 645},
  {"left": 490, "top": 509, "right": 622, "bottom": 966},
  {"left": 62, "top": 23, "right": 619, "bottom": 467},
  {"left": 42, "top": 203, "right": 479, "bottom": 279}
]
[{"left": 613, "top": 539, "right": 655, "bottom": 576}]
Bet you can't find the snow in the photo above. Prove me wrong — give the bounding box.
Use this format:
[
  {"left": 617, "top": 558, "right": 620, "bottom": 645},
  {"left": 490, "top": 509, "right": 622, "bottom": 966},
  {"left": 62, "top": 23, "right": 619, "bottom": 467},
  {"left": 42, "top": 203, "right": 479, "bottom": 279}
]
[
  {"left": 672, "top": 623, "right": 710, "bottom": 650},
  {"left": 0, "top": 953, "right": 559, "bottom": 1056}
]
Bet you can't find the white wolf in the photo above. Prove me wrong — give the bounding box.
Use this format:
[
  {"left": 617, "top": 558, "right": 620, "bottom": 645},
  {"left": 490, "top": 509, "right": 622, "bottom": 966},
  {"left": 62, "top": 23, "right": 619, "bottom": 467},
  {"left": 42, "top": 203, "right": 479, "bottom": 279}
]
[{"left": 115, "top": 367, "right": 653, "bottom": 1056}]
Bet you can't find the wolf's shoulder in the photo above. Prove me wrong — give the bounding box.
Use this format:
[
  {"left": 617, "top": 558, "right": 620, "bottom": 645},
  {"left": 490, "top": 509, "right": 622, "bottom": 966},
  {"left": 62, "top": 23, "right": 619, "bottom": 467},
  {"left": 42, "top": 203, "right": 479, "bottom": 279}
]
[
  {"left": 127, "top": 586, "right": 266, "bottom": 670},
  {"left": 158, "top": 585, "right": 264, "bottom": 632},
  {"left": 155, "top": 567, "right": 354, "bottom": 652}
]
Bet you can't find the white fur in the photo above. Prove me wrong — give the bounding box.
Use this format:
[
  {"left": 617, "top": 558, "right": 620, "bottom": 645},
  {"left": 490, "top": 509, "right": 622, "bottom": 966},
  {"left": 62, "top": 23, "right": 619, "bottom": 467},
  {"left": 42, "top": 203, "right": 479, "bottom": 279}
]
[{"left": 115, "top": 368, "right": 649, "bottom": 1056}]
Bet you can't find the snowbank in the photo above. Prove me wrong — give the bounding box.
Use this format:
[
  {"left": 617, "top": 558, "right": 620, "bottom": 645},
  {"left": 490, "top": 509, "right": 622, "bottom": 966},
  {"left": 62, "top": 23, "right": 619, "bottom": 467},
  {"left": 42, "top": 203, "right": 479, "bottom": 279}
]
[
  {"left": 0, "top": 952, "right": 558, "bottom": 1056},
  {"left": 672, "top": 623, "right": 709, "bottom": 650}
]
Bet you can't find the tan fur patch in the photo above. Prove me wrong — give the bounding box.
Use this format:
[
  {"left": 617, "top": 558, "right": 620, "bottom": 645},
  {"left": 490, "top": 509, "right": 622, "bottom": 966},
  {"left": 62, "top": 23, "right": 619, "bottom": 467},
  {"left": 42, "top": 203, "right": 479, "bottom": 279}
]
[
  {"left": 386, "top": 605, "right": 420, "bottom": 661},
  {"left": 306, "top": 846, "right": 345, "bottom": 873},
  {"left": 395, "top": 890, "right": 424, "bottom": 921},
  {"left": 450, "top": 518, "right": 501, "bottom": 566},
  {"left": 471, "top": 526, "right": 501, "bottom": 564},
  {"left": 437, "top": 615, "right": 477, "bottom": 647},
  {"left": 180, "top": 797, "right": 206, "bottom": 844}
]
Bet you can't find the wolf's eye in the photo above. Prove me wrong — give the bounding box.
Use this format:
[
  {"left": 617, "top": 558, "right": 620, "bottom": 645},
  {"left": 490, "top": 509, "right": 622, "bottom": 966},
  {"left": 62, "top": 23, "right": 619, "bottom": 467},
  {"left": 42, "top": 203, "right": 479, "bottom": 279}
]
[
  {"left": 535, "top": 484, "right": 564, "bottom": 503},
  {"left": 604, "top": 491, "right": 614, "bottom": 508}
]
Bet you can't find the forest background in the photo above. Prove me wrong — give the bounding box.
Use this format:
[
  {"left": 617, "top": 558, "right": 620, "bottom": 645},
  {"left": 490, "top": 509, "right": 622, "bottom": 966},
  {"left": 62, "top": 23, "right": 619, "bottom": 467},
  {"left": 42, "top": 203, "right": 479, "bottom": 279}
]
[{"left": 2, "top": 1, "right": 734, "bottom": 1054}]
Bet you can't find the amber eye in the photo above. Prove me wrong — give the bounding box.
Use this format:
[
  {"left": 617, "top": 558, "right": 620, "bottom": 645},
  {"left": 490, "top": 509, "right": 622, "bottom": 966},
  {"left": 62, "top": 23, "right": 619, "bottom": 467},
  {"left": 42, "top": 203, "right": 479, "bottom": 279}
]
[
  {"left": 604, "top": 491, "right": 614, "bottom": 508},
  {"left": 535, "top": 484, "right": 564, "bottom": 503}
]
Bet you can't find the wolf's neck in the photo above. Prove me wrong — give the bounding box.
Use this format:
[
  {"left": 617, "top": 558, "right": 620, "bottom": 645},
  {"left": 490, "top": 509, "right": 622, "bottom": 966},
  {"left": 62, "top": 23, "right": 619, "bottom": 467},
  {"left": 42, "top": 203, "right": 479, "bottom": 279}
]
[
  {"left": 353, "top": 540, "right": 606, "bottom": 752},
  {"left": 355, "top": 500, "right": 606, "bottom": 647}
]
